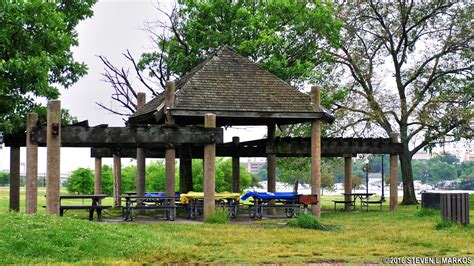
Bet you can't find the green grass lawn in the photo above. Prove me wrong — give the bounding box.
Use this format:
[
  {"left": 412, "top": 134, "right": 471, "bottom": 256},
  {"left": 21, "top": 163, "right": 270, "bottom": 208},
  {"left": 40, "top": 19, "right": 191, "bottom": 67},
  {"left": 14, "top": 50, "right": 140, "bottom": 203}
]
[{"left": 0, "top": 187, "right": 473, "bottom": 264}]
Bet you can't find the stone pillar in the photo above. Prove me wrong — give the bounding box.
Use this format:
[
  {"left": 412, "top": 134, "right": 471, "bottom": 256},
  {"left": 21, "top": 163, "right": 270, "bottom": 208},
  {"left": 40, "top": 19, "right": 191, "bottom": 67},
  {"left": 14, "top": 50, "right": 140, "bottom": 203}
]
[
  {"left": 94, "top": 157, "right": 102, "bottom": 194},
  {"left": 267, "top": 125, "right": 276, "bottom": 215},
  {"left": 136, "top": 92, "right": 146, "bottom": 197},
  {"left": 311, "top": 86, "right": 322, "bottom": 217},
  {"left": 26, "top": 113, "right": 39, "bottom": 214},
  {"left": 179, "top": 144, "right": 193, "bottom": 193},
  {"left": 9, "top": 147, "right": 20, "bottom": 212},
  {"left": 46, "top": 100, "right": 61, "bottom": 215},
  {"left": 344, "top": 156, "right": 352, "bottom": 210},
  {"left": 232, "top": 136, "right": 240, "bottom": 193},
  {"left": 113, "top": 154, "right": 122, "bottom": 207},
  {"left": 203, "top": 113, "right": 216, "bottom": 219},
  {"left": 389, "top": 132, "right": 399, "bottom": 211}
]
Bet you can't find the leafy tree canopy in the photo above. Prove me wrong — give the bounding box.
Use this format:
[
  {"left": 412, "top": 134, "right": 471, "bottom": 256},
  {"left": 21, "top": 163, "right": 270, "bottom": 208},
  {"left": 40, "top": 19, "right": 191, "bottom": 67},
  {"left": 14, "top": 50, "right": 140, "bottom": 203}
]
[
  {"left": 0, "top": 0, "right": 96, "bottom": 134},
  {"left": 99, "top": 0, "right": 345, "bottom": 115}
]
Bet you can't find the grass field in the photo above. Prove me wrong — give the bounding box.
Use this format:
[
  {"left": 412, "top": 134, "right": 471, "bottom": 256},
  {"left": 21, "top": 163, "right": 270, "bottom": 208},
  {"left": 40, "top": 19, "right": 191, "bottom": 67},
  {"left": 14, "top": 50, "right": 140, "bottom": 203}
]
[{"left": 0, "top": 187, "right": 473, "bottom": 264}]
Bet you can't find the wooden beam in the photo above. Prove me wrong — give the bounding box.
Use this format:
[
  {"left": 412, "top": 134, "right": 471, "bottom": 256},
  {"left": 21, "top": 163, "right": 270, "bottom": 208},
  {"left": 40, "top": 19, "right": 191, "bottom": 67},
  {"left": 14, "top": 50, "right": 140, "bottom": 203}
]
[
  {"left": 26, "top": 125, "right": 222, "bottom": 147},
  {"left": 232, "top": 137, "right": 240, "bottom": 193}
]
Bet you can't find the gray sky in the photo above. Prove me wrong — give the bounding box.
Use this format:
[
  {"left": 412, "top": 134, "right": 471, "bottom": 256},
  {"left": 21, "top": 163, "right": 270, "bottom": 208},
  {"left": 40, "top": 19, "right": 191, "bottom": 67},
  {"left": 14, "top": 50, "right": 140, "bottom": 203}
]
[{"left": 0, "top": 0, "right": 266, "bottom": 173}]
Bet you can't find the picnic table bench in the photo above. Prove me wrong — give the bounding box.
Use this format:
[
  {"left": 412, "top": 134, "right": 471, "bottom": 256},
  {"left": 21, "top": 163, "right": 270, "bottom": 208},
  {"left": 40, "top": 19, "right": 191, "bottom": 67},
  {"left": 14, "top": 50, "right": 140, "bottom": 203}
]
[
  {"left": 122, "top": 193, "right": 179, "bottom": 221},
  {"left": 59, "top": 194, "right": 111, "bottom": 221}
]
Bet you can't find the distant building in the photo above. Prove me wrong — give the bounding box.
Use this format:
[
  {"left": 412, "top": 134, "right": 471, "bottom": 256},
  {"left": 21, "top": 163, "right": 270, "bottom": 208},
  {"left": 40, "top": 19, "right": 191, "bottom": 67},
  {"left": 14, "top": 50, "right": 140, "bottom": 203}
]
[
  {"left": 412, "top": 151, "right": 433, "bottom": 160},
  {"left": 245, "top": 158, "right": 266, "bottom": 173},
  {"left": 462, "top": 153, "right": 474, "bottom": 162}
]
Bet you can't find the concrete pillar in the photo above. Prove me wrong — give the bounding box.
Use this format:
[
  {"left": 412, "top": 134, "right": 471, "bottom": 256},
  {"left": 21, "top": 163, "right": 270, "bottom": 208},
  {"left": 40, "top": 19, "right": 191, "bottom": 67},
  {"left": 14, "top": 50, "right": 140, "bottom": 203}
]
[
  {"left": 267, "top": 125, "right": 276, "bottom": 215},
  {"left": 136, "top": 92, "right": 146, "bottom": 197},
  {"left": 9, "top": 146, "right": 20, "bottom": 212},
  {"left": 113, "top": 154, "right": 122, "bottom": 207},
  {"left": 165, "top": 148, "right": 176, "bottom": 197},
  {"left": 311, "top": 86, "right": 321, "bottom": 217},
  {"left": 232, "top": 136, "right": 240, "bottom": 193},
  {"left": 203, "top": 113, "right": 216, "bottom": 219},
  {"left": 94, "top": 157, "right": 102, "bottom": 194},
  {"left": 164, "top": 82, "right": 176, "bottom": 198},
  {"left": 389, "top": 132, "right": 399, "bottom": 211},
  {"left": 136, "top": 149, "right": 145, "bottom": 197},
  {"left": 26, "top": 113, "right": 38, "bottom": 214},
  {"left": 179, "top": 144, "right": 193, "bottom": 193},
  {"left": 344, "top": 156, "right": 352, "bottom": 211},
  {"left": 46, "top": 100, "right": 61, "bottom": 215}
]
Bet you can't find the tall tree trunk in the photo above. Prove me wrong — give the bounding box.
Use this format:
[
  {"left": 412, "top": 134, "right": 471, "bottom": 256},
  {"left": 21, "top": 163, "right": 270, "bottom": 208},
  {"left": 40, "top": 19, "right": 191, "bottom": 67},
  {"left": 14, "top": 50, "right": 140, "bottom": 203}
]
[{"left": 399, "top": 145, "right": 418, "bottom": 205}]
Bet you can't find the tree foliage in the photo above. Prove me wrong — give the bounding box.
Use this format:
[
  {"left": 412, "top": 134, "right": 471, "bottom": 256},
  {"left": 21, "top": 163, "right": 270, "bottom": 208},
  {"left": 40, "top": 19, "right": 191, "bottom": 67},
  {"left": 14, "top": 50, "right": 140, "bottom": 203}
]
[
  {"left": 0, "top": 0, "right": 96, "bottom": 134},
  {"left": 325, "top": 1, "right": 473, "bottom": 204},
  {"left": 98, "top": 0, "right": 344, "bottom": 115},
  {"left": 66, "top": 168, "right": 94, "bottom": 195},
  {"left": 66, "top": 158, "right": 256, "bottom": 194}
]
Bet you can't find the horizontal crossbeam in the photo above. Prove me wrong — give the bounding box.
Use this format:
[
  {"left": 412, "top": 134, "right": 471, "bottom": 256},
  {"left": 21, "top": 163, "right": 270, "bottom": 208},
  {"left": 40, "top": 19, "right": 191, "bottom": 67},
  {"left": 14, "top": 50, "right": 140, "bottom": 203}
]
[{"left": 5, "top": 125, "right": 223, "bottom": 147}]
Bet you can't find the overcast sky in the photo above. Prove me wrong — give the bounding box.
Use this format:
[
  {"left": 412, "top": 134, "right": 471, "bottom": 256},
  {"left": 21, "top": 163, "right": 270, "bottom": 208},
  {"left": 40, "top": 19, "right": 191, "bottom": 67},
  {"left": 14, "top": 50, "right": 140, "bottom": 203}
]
[{"left": 0, "top": 0, "right": 266, "bottom": 173}]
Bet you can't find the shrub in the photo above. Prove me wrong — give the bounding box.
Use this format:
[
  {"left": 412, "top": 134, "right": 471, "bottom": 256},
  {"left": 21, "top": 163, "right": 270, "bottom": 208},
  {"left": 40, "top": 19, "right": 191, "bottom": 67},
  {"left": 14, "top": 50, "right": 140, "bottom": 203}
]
[
  {"left": 435, "top": 220, "right": 455, "bottom": 230},
  {"left": 287, "top": 214, "right": 329, "bottom": 230},
  {"left": 205, "top": 208, "right": 229, "bottom": 224},
  {"left": 414, "top": 208, "right": 438, "bottom": 218}
]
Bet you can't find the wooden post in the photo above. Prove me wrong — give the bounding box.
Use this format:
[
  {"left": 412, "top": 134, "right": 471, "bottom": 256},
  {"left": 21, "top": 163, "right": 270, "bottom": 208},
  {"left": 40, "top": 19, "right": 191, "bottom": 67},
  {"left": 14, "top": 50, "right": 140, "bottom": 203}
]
[
  {"left": 9, "top": 146, "right": 20, "bottom": 212},
  {"left": 179, "top": 144, "right": 193, "bottom": 193},
  {"left": 344, "top": 156, "right": 352, "bottom": 210},
  {"left": 389, "top": 132, "right": 399, "bottom": 211},
  {"left": 94, "top": 157, "right": 102, "bottom": 194},
  {"left": 164, "top": 81, "right": 176, "bottom": 124},
  {"left": 203, "top": 113, "right": 216, "bottom": 219},
  {"left": 232, "top": 136, "right": 240, "bottom": 193},
  {"left": 165, "top": 81, "right": 176, "bottom": 198},
  {"left": 136, "top": 92, "right": 146, "bottom": 197},
  {"left": 267, "top": 125, "right": 276, "bottom": 215},
  {"left": 113, "top": 154, "right": 122, "bottom": 207},
  {"left": 26, "top": 113, "right": 39, "bottom": 214},
  {"left": 311, "top": 86, "right": 321, "bottom": 217},
  {"left": 46, "top": 100, "right": 61, "bottom": 215}
]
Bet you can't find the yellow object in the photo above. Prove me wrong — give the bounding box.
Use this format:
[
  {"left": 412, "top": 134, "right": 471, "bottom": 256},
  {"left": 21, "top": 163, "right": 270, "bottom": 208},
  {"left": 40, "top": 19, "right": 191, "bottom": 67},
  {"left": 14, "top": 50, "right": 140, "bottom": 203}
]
[{"left": 180, "top": 191, "right": 240, "bottom": 204}]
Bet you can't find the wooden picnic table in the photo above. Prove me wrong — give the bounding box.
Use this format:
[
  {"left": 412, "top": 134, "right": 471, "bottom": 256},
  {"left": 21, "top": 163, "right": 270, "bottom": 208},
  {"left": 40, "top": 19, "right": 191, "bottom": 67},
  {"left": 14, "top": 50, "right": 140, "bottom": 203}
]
[
  {"left": 342, "top": 193, "right": 375, "bottom": 210},
  {"left": 59, "top": 194, "right": 110, "bottom": 221}
]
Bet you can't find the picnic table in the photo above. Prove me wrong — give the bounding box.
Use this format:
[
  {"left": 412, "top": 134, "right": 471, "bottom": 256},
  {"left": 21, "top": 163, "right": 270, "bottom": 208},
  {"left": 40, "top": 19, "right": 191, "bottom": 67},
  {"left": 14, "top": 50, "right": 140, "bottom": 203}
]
[
  {"left": 59, "top": 194, "right": 110, "bottom": 221},
  {"left": 180, "top": 192, "right": 240, "bottom": 219},
  {"left": 241, "top": 192, "right": 318, "bottom": 219},
  {"left": 122, "top": 193, "right": 179, "bottom": 221},
  {"left": 335, "top": 193, "right": 381, "bottom": 211}
]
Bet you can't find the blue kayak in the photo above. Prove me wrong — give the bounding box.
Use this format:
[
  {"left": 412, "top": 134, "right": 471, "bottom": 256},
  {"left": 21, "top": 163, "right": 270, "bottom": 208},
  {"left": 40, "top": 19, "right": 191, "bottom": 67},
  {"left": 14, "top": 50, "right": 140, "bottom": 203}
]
[{"left": 241, "top": 191, "right": 300, "bottom": 201}]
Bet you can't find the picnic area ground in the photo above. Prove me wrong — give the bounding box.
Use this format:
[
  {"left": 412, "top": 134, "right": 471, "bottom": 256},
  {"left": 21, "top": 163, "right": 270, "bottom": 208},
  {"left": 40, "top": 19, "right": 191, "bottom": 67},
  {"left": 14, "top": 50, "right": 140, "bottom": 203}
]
[{"left": 0, "top": 187, "right": 472, "bottom": 264}]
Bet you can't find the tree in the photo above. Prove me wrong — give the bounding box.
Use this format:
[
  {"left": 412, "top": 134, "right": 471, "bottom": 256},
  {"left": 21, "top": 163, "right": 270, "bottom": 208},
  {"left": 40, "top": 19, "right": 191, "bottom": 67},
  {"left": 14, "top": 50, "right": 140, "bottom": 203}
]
[
  {"left": 66, "top": 168, "right": 94, "bottom": 194},
  {"left": 0, "top": 171, "right": 8, "bottom": 186},
  {"left": 278, "top": 157, "right": 338, "bottom": 193},
  {"left": 98, "top": 0, "right": 344, "bottom": 115},
  {"left": 0, "top": 0, "right": 96, "bottom": 135},
  {"left": 326, "top": 1, "right": 473, "bottom": 204}
]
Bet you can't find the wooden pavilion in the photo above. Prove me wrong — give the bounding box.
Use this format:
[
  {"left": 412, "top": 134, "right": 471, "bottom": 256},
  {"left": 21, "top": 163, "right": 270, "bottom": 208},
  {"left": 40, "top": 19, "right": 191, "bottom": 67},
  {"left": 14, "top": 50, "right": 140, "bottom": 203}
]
[{"left": 5, "top": 46, "right": 403, "bottom": 218}]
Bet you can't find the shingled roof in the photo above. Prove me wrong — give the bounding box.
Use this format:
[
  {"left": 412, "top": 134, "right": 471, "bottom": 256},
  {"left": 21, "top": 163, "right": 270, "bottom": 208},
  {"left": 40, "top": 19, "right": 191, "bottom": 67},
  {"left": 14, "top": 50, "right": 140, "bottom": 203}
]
[{"left": 128, "top": 45, "right": 334, "bottom": 126}]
